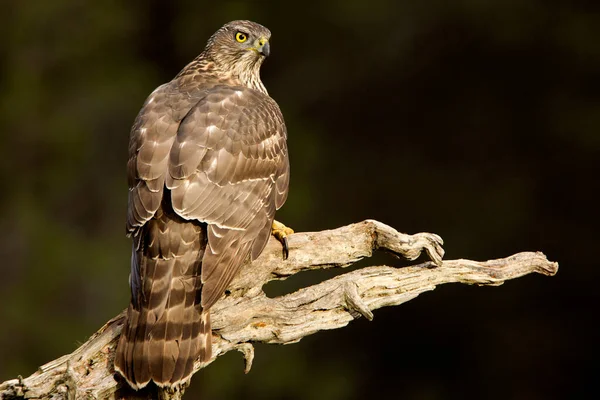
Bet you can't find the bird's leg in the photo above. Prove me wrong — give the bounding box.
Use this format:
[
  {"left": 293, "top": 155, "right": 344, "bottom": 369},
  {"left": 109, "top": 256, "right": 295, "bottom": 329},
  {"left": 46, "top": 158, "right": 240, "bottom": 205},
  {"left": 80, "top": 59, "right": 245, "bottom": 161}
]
[{"left": 272, "top": 220, "right": 294, "bottom": 260}]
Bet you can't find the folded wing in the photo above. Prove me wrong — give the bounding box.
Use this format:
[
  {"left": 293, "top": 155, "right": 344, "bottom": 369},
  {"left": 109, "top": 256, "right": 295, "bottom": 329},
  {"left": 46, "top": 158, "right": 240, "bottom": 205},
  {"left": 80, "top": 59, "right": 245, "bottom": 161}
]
[{"left": 166, "top": 85, "right": 289, "bottom": 308}]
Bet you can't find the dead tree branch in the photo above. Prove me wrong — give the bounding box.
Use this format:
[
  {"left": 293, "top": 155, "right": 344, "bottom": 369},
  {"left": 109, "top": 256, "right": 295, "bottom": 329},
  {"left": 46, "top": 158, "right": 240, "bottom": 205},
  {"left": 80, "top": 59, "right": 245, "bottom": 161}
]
[{"left": 0, "top": 220, "right": 558, "bottom": 399}]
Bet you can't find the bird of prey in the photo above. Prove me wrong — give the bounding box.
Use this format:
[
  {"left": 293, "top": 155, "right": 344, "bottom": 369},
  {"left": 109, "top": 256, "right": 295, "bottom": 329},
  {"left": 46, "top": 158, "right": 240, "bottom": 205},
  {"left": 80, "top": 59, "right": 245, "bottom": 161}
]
[{"left": 114, "top": 20, "right": 291, "bottom": 390}]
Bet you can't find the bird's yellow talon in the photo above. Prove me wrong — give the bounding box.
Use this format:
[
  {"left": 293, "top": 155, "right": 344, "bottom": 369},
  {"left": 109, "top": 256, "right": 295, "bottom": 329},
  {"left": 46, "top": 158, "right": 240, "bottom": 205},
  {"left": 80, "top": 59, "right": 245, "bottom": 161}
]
[{"left": 272, "top": 220, "right": 294, "bottom": 259}]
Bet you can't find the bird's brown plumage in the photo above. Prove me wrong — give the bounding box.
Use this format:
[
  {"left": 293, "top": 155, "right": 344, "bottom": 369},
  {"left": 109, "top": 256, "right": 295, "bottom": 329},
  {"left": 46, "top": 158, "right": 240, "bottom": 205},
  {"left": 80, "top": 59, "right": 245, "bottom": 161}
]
[{"left": 114, "top": 20, "right": 289, "bottom": 390}]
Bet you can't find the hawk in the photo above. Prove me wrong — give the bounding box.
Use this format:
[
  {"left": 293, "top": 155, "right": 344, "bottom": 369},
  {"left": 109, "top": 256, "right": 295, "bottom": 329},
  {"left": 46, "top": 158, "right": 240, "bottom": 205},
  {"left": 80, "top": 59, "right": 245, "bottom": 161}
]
[{"left": 114, "top": 20, "right": 290, "bottom": 390}]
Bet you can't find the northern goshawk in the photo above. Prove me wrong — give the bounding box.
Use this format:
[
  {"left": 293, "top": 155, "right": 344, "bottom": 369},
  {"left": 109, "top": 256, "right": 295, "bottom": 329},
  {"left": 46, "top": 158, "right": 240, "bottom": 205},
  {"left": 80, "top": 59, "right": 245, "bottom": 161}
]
[{"left": 114, "top": 20, "right": 291, "bottom": 390}]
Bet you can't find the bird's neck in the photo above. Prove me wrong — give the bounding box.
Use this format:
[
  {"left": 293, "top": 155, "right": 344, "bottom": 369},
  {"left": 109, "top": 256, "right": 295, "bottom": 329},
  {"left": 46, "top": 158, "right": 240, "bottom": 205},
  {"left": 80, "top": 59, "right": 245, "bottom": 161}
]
[
  {"left": 234, "top": 62, "right": 267, "bottom": 94},
  {"left": 175, "top": 53, "right": 267, "bottom": 95}
]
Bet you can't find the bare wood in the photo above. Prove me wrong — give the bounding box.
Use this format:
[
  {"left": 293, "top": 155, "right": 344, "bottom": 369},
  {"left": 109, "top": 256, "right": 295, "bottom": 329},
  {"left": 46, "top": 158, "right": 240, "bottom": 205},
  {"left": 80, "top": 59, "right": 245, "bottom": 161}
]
[{"left": 0, "top": 220, "right": 558, "bottom": 400}]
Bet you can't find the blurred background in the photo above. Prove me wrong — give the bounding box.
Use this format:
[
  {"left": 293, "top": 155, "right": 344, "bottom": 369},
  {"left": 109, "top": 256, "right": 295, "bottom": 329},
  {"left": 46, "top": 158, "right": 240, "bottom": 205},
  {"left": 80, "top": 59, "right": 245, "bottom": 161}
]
[{"left": 1, "top": 0, "right": 598, "bottom": 399}]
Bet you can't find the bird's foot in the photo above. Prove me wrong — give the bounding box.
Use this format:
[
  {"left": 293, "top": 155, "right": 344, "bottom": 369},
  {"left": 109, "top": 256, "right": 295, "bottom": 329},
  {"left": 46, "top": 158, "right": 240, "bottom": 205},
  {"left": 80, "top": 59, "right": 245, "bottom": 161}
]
[{"left": 272, "top": 220, "right": 294, "bottom": 259}]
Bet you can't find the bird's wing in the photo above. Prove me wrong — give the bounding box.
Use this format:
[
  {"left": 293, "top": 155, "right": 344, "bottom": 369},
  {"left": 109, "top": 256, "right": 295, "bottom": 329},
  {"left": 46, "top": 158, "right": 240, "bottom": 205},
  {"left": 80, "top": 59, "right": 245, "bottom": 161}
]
[
  {"left": 166, "top": 85, "right": 289, "bottom": 309},
  {"left": 126, "top": 83, "right": 200, "bottom": 234},
  {"left": 126, "top": 83, "right": 200, "bottom": 305}
]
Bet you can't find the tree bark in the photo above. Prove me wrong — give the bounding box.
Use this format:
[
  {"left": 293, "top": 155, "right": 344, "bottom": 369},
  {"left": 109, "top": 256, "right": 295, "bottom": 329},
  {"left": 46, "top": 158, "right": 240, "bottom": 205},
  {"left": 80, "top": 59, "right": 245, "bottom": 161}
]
[{"left": 0, "top": 220, "right": 558, "bottom": 400}]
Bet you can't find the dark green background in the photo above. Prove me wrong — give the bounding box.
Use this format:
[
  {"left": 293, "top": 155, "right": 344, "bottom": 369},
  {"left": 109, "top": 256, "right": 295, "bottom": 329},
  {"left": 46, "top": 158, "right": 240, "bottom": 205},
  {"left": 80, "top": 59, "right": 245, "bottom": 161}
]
[{"left": 1, "top": 0, "right": 598, "bottom": 399}]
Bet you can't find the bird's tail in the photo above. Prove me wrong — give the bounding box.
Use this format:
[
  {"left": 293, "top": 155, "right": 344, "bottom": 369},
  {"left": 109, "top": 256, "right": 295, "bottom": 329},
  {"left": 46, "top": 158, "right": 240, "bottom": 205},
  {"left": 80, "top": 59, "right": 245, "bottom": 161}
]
[
  {"left": 115, "top": 302, "right": 212, "bottom": 389},
  {"left": 114, "top": 210, "right": 212, "bottom": 389}
]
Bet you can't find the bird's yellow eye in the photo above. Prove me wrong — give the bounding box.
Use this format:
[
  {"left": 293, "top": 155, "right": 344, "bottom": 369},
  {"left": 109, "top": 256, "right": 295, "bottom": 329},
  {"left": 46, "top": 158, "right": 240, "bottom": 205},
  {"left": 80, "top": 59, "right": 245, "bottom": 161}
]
[{"left": 235, "top": 32, "right": 248, "bottom": 43}]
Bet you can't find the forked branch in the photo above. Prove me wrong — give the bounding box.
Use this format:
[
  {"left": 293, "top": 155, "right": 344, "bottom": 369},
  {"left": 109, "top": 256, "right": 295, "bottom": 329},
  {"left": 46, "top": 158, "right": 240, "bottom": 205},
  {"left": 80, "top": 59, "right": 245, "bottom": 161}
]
[{"left": 0, "top": 220, "right": 558, "bottom": 400}]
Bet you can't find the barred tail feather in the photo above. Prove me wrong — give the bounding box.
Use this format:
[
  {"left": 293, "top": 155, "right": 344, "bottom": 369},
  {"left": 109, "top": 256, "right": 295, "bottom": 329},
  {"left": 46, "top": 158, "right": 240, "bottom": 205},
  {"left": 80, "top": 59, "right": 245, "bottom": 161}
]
[
  {"left": 199, "top": 310, "right": 212, "bottom": 362},
  {"left": 115, "top": 268, "right": 211, "bottom": 388},
  {"left": 114, "top": 207, "right": 211, "bottom": 389}
]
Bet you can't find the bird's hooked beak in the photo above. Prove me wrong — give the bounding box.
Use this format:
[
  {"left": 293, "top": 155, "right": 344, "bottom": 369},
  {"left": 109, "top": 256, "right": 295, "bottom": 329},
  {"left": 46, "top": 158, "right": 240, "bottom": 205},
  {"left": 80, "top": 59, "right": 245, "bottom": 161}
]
[{"left": 257, "top": 37, "right": 270, "bottom": 57}]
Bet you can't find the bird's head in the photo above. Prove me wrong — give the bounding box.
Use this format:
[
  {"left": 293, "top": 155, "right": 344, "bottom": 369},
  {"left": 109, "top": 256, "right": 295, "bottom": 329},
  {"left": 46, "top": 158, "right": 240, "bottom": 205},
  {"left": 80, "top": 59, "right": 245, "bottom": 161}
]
[{"left": 205, "top": 20, "right": 271, "bottom": 75}]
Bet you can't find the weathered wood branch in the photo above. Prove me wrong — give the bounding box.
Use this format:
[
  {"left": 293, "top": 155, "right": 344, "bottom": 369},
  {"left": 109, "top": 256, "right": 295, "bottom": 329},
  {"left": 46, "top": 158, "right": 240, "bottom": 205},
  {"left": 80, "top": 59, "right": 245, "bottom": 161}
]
[{"left": 0, "top": 220, "right": 558, "bottom": 400}]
